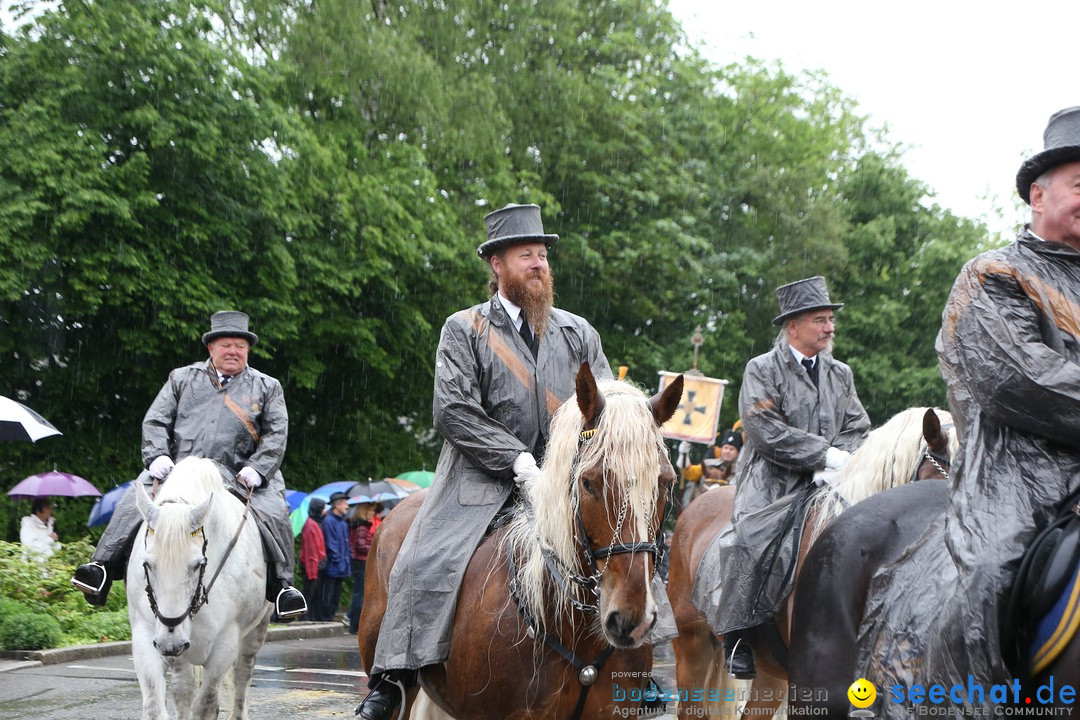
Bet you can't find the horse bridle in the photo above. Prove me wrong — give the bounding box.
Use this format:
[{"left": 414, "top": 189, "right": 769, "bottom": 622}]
[
  {"left": 142, "top": 487, "right": 253, "bottom": 629},
  {"left": 922, "top": 447, "right": 951, "bottom": 478},
  {"left": 548, "top": 428, "right": 668, "bottom": 611},
  {"left": 507, "top": 427, "right": 668, "bottom": 720},
  {"left": 142, "top": 522, "right": 210, "bottom": 629}
]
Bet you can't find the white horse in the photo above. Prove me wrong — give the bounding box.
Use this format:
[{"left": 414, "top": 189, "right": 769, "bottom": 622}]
[{"left": 128, "top": 456, "right": 272, "bottom": 720}]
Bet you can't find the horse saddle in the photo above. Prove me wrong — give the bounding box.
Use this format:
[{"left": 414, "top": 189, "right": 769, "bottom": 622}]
[{"left": 1005, "top": 486, "right": 1080, "bottom": 674}]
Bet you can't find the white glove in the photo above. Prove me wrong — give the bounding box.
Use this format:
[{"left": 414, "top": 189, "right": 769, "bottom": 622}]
[
  {"left": 813, "top": 469, "right": 838, "bottom": 487},
  {"left": 237, "top": 466, "right": 263, "bottom": 489},
  {"left": 513, "top": 452, "right": 542, "bottom": 492},
  {"left": 824, "top": 446, "right": 851, "bottom": 471},
  {"left": 149, "top": 455, "right": 174, "bottom": 480}
]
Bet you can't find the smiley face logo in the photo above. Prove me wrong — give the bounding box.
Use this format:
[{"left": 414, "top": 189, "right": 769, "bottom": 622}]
[{"left": 848, "top": 678, "right": 876, "bottom": 709}]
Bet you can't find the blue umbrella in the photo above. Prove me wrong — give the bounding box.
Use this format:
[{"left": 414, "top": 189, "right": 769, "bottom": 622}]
[
  {"left": 289, "top": 481, "right": 354, "bottom": 537},
  {"left": 87, "top": 481, "right": 132, "bottom": 527},
  {"left": 284, "top": 488, "right": 307, "bottom": 513}
]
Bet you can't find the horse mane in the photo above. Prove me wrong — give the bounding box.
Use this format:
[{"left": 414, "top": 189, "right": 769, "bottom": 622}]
[
  {"left": 147, "top": 457, "right": 225, "bottom": 574},
  {"left": 502, "top": 380, "right": 664, "bottom": 637},
  {"left": 812, "top": 406, "right": 957, "bottom": 525}
]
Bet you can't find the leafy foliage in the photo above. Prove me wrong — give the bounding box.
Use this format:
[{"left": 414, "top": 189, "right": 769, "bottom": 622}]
[
  {"left": 0, "top": 539, "right": 128, "bottom": 648},
  {"left": 0, "top": 611, "right": 62, "bottom": 650}
]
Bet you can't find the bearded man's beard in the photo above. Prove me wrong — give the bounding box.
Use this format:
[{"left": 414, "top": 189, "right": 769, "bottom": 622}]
[{"left": 504, "top": 269, "right": 555, "bottom": 337}]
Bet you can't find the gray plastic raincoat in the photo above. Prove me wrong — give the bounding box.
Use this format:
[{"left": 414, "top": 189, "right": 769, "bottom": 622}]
[
  {"left": 856, "top": 229, "right": 1080, "bottom": 713},
  {"left": 93, "top": 360, "right": 294, "bottom": 581},
  {"left": 693, "top": 335, "right": 870, "bottom": 632},
  {"left": 372, "top": 297, "right": 620, "bottom": 672}
]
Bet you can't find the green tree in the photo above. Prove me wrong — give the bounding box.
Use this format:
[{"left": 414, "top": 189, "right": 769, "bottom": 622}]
[{"left": 832, "top": 152, "right": 994, "bottom": 422}]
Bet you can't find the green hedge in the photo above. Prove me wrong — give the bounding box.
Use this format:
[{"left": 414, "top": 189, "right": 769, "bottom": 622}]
[
  {"left": 0, "top": 539, "right": 129, "bottom": 649},
  {"left": 0, "top": 612, "right": 62, "bottom": 650}
]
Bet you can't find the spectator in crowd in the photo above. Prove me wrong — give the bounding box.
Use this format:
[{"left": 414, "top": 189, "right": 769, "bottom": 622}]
[
  {"left": 299, "top": 497, "right": 327, "bottom": 621},
  {"left": 318, "top": 491, "right": 351, "bottom": 621},
  {"left": 345, "top": 502, "right": 376, "bottom": 634},
  {"left": 20, "top": 498, "right": 60, "bottom": 560}
]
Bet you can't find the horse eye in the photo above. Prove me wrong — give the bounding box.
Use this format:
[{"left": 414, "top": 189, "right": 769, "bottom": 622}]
[{"left": 581, "top": 476, "right": 594, "bottom": 494}]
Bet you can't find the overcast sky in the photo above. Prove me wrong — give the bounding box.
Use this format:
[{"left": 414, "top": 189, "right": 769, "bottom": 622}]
[{"left": 667, "top": 0, "right": 1079, "bottom": 235}]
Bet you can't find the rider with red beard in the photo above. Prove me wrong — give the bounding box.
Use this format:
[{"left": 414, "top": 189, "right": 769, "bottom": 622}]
[{"left": 357, "top": 204, "right": 676, "bottom": 720}]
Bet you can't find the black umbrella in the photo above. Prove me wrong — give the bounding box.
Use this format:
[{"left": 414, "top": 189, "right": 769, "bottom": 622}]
[
  {"left": 347, "top": 478, "right": 420, "bottom": 504},
  {"left": 0, "top": 395, "right": 61, "bottom": 442}
]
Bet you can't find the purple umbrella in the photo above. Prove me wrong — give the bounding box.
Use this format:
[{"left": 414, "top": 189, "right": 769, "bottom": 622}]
[{"left": 7, "top": 471, "right": 102, "bottom": 499}]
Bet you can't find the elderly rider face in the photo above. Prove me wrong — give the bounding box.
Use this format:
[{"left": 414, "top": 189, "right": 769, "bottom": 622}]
[
  {"left": 208, "top": 336, "right": 250, "bottom": 377},
  {"left": 787, "top": 309, "right": 835, "bottom": 358},
  {"left": 1030, "top": 160, "right": 1080, "bottom": 251}
]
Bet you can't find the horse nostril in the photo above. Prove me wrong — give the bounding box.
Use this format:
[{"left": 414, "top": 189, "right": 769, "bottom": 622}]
[{"left": 605, "top": 611, "right": 634, "bottom": 639}]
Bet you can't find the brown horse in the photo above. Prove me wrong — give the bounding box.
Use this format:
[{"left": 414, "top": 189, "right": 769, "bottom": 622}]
[
  {"left": 359, "top": 364, "right": 683, "bottom": 719},
  {"left": 667, "top": 407, "right": 956, "bottom": 718}
]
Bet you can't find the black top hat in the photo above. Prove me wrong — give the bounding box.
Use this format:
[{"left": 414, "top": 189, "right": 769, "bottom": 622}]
[
  {"left": 201, "top": 310, "right": 258, "bottom": 345},
  {"left": 476, "top": 203, "right": 559, "bottom": 259},
  {"left": 772, "top": 276, "right": 843, "bottom": 325},
  {"left": 329, "top": 491, "right": 349, "bottom": 503},
  {"left": 718, "top": 429, "right": 743, "bottom": 450},
  {"left": 1017, "top": 107, "right": 1080, "bottom": 204}
]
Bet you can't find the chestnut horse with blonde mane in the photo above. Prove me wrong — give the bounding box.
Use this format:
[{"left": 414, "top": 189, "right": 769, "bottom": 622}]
[
  {"left": 667, "top": 406, "right": 956, "bottom": 718},
  {"left": 359, "top": 364, "right": 683, "bottom": 719}
]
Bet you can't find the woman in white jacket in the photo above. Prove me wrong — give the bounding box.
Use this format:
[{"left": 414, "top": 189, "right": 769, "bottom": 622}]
[{"left": 20, "top": 498, "right": 60, "bottom": 560}]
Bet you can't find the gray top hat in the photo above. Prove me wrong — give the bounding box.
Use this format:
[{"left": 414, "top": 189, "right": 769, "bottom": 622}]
[
  {"left": 1016, "top": 106, "right": 1080, "bottom": 204},
  {"left": 201, "top": 310, "right": 258, "bottom": 345},
  {"left": 772, "top": 276, "right": 843, "bottom": 325},
  {"left": 476, "top": 203, "right": 559, "bottom": 259}
]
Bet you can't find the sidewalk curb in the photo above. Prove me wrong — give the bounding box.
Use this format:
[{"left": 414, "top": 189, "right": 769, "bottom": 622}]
[{"left": 0, "top": 621, "right": 343, "bottom": 672}]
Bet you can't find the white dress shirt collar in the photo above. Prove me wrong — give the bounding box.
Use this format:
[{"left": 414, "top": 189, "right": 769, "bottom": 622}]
[{"left": 498, "top": 292, "right": 525, "bottom": 330}]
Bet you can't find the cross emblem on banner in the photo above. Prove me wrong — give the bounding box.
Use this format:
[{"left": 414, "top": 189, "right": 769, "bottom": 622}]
[
  {"left": 657, "top": 371, "right": 728, "bottom": 444},
  {"left": 678, "top": 390, "right": 709, "bottom": 426}
]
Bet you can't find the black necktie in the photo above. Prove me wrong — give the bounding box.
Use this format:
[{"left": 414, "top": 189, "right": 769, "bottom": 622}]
[
  {"left": 518, "top": 319, "right": 538, "bottom": 359},
  {"left": 801, "top": 358, "right": 818, "bottom": 387}
]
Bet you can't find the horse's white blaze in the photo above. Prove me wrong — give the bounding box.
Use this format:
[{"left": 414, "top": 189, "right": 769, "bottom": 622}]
[{"left": 632, "top": 559, "right": 658, "bottom": 645}]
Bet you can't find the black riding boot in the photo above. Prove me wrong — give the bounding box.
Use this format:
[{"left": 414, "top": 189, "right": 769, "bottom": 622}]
[
  {"left": 723, "top": 629, "right": 756, "bottom": 679},
  {"left": 356, "top": 670, "right": 415, "bottom": 720}
]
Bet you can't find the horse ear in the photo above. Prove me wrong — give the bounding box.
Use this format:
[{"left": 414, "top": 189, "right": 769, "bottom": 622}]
[
  {"left": 189, "top": 493, "right": 215, "bottom": 533},
  {"left": 576, "top": 362, "right": 606, "bottom": 430},
  {"left": 922, "top": 408, "right": 945, "bottom": 452},
  {"left": 134, "top": 481, "right": 159, "bottom": 527},
  {"left": 651, "top": 375, "right": 683, "bottom": 427}
]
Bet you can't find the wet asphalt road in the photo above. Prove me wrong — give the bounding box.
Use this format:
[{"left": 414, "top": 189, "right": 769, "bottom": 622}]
[{"left": 0, "top": 631, "right": 678, "bottom": 719}]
